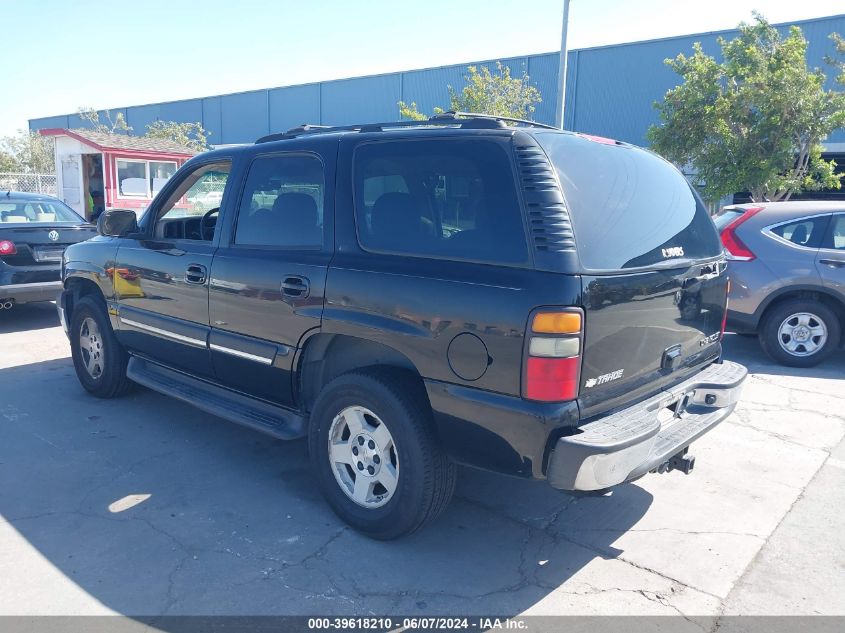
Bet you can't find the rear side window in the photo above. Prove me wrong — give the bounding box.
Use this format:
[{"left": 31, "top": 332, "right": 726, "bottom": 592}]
[
  {"left": 535, "top": 133, "right": 723, "bottom": 270},
  {"left": 235, "top": 154, "right": 324, "bottom": 248},
  {"left": 770, "top": 217, "right": 828, "bottom": 248},
  {"left": 353, "top": 139, "right": 528, "bottom": 264}
]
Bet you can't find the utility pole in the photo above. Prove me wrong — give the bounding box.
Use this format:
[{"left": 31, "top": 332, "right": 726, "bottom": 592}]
[{"left": 554, "top": 0, "right": 571, "bottom": 129}]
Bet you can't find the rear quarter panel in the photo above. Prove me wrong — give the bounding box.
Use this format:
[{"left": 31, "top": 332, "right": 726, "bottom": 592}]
[{"left": 730, "top": 211, "right": 828, "bottom": 325}]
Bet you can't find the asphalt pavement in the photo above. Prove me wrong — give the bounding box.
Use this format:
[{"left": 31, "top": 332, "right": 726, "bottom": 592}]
[{"left": 0, "top": 302, "right": 843, "bottom": 617}]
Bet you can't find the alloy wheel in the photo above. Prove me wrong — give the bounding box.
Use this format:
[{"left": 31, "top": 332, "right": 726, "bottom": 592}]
[
  {"left": 79, "top": 317, "right": 105, "bottom": 379},
  {"left": 327, "top": 406, "right": 399, "bottom": 508}
]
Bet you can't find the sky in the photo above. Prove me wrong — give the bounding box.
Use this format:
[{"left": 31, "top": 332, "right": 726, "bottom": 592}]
[{"left": 0, "top": 0, "right": 843, "bottom": 137}]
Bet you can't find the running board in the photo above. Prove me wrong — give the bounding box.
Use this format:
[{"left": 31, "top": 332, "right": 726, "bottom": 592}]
[{"left": 127, "top": 356, "right": 306, "bottom": 440}]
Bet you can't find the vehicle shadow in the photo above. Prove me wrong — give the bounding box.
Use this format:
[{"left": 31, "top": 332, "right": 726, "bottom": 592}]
[
  {"left": 0, "top": 358, "right": 653, "bottom": 617},
  {"left": 722, "top": 332, "right": 845, "bottom": 379},
  {"left": 0, "top": 301, "right": 60, "bottom": 334}
]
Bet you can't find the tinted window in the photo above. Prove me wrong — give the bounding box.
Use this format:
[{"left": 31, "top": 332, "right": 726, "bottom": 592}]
[
  {"left": 535, "top": 133, "right": 723, "bottom": 270},
  {"left": 770, "top": 217, "right": 828, "bottom": 248},
  {"left": 353, "top": 139, "right": 528, "bottom": 264},
  {"left": 235, "top": 154, "right": 324, "bottom": 248},
  {"left": 827, "top": 214, "right": 845, "bottom": 250}
]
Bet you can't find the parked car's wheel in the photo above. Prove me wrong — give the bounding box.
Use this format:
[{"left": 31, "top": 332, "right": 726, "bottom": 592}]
[
  {"left": 70, "top": 295, "right": 133, "bottom": 398},
  {"left": 759, "top": 299, "right": 840, "bottom": 367},
  {"left": 308, "top": 368, "right": 456, "bottom": 539}
]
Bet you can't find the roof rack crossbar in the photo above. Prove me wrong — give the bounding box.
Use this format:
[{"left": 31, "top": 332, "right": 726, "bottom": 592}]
[{"left": 255, "top": 111, "right": 556, "bottom": 143}]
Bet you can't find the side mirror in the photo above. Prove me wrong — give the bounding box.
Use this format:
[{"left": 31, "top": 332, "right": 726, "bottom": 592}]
[{"left": 97, "top": 209, "right": 139, "bottom": 237}]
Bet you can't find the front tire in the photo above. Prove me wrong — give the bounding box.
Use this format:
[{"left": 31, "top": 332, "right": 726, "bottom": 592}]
[
  {"left": 70, "top": 295, "right": 133, "bottom": 398},
  {"left": 759, "top": 299, "right": 840, "bottom": 367},
  {"left": 308, "top": 368, "right": 456, "bottom": 540}
]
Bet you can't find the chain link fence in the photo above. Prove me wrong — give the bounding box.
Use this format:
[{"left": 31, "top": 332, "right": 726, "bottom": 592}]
[{"left": 0, "top": 173, "right": 58, "bottom": 196}]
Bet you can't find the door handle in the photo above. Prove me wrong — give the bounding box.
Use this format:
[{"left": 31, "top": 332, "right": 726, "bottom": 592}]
[
  {"left": 819, "top": 258, "right": 845, "bottom": 268},
  {"left": 185, "top": 263, "right": 207, "bottom": 285},
  {"left": 281, "top": 275, "right": 310, "bottom": 298}
]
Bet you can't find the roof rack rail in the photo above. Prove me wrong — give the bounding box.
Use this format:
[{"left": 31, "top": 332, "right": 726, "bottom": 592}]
[
  {"left": 255, "top": 111, "right": 557, "bottom": 143},
  {"left": 431, "top": 111, "right": 559, "bottom": 130}
]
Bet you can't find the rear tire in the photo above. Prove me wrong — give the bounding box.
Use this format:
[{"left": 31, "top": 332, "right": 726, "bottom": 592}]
[
  {"left": 308, "top": 368, "right": 456, "bottom": 540},
  {"left": 70, "top": 295, "right": 133, "bottom": 398},
  {"left": 759, "top": 299, "right": 840, "bottom": 367}
]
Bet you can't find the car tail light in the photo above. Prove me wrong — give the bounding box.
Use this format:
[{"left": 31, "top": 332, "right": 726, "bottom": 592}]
[
  {"left": 720, "top": 206, "right": 764, "bottom": 261},
  {"left": 523, "top": 309, "right": 583, "bottom": 402},
  {"left": 0, "top": 240, "right": 16, "bottom": 256}
]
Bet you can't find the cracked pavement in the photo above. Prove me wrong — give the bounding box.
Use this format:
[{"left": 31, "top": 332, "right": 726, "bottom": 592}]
[{"left": 1, "top": 303, "right": 843, "bottom": 616}]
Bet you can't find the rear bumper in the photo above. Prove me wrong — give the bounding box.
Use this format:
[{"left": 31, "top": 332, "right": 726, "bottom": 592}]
[
  {"left": 0, "top": 280, "right": 63, "bottom": 304},
  {"left": 547, "top": 360, "right": 747, "bottom": 491}
]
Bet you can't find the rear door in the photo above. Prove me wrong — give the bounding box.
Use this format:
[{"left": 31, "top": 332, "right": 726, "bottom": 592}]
[
  {"left": 207, "top": 143, "right": 335, "bottom": 406},
  {"left": 535, "top": 132, "right": 727, "bottom": 417},
  {"left": 817, "top": 212, "right": 845, "bottom": 299}
]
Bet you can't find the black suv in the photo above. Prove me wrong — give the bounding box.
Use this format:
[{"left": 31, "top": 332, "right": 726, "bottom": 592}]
[{"left": 59, "top": 113, "right": 747, "bottom": 539}]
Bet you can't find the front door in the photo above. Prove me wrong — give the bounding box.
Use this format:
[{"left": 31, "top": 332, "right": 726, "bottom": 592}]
[
  {"left": 208, "top": 149, "right": 333, "bottom": 405},
  {"left": 114, "top": 159, "right": 233, "bottom": 377}
]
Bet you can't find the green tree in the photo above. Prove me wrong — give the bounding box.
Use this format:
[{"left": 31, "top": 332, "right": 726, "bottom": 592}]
[
  {"left": 145, "top": 120, "right": 210, "bottom": 152},
  {"left": 0, "top": 130, "right": 56, "bottom": 174},
  {"left": 77, "top": 106, "right": 210, "bottom": 152},
  {"left": 77, "top": 107, "right": 133, "bottom": 134},
  {"left": 398, "top": 61, "right": 542, "bottom": 122},
  {"left": 0, "top": 150, "right": 20, "bottom": 173},
  {"left": 648, "top": 15, "right": 845, "bottom": 202}
]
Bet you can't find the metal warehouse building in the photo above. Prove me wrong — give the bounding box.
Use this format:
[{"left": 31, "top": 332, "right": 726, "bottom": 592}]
[{"left": 30, "top": 14, "right": 845, "bottom": 150}]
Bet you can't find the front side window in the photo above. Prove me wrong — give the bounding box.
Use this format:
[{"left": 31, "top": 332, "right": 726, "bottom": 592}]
[
  {"left": 353, "top": 139, "right": 528, "bottom": 264},
  {"left": 234, "top": 154, "right": 324, "bottom": 248},
  {"left": 153, "top": 161, "right": 231, "bottom": 241}
]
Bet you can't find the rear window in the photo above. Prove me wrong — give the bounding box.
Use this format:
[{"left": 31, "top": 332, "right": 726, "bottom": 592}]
[
  {"left": 712, "top": 208, "right": 745, "bottom": 232},
  {"left": 0, "top": 200, "right": 83, "bottom": 223},
  {"left": 353, "top": 138, "right": 529, "bottom": 264},
  {"left": 535, "top": 133, "right": 723, "bottom": 270}
]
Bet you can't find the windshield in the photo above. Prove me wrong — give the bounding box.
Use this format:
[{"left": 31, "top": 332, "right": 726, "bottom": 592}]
[{"left": 0, "top": 199, "right": 85, "bottom": 223}]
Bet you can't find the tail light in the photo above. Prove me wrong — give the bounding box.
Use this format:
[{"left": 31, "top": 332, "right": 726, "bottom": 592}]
[
  {"left": 0, "top": 240, "right": 17, "bottom": 256},
  {"left": 523, "top": 309, "right": 583, "bottom": 402},
  {"left": 720, "top": 206, "right": 764, "bottom": 261}
]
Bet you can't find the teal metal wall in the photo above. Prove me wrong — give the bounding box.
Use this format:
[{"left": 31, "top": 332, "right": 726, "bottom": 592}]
[{"left": 30, "top": 14, "right": 845, "bottom": 147}]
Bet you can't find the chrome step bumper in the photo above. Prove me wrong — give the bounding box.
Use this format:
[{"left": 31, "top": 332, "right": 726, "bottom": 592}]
[{"left": 547, "top": 361, "right": 747, "bottom": 491}]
